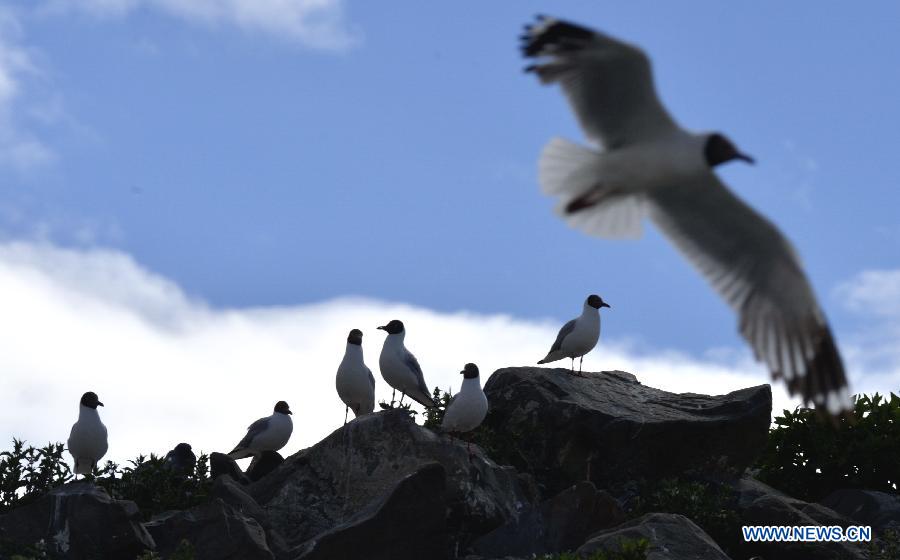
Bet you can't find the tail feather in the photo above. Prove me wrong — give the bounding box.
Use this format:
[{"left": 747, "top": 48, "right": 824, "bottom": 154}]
[{"left": 539, "top": 137, "right": 645, "bottom": 239}]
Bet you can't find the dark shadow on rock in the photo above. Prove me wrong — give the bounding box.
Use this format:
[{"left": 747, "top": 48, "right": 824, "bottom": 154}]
[
  {"left": 482, "top": 367, "right": 771, "bottom": 496},
  {"left": 472, "top": 480, "right": 624, "bottom": 557},
  {"left": 820, "top": 489, "right": 900, "bottom": 531},
  {"left": 0, "top": 481, "right": 154, "bottom": 559},
  {"left": 246, "top": 451, "right": 284, "bottom": 482},
  {"left": 294, "top": 462, "right": 448, "bottom": 560}
]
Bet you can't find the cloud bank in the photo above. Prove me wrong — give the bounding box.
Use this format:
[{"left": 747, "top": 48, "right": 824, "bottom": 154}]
[
  {"left": 41, "top": 0, "right": 359, "bottom": 50},
  {"left": 1, "top": 241, "right": 894, "bottom": 468}
]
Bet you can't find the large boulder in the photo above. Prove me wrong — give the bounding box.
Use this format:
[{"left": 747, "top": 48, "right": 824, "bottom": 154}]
[
  {"left": 294, "top": 462, "right": 448, "bottom": 560},
  {"left": 249, "top": 409, "right": 532, "bottom": 551},
  {"left": 577, "top": 513, "right": 731, "bottom": 560},
  {"left": 820, "top": 489, "right": 900, "bottom": 531},
  {"left": 0, "top": 482, "right": 154, "bottom": 559},
  {"left": 144, "top": 493, "right": 274, "bottom": 560},
  {"left": 737, "top": 476, "right": 866, "bottom": 560},
  {"left": 482, "top": 367, "right": 771, "bottom": 495},
  {"left": 471, "top": 481, "right": 624, "bottom": 557}
]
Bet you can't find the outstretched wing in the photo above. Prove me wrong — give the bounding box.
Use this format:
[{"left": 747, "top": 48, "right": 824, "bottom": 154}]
[
  {"left": 649, "top": 172, "right": 851, "bottom": 414},
  {"left": 521, "top": 16, "right": 677, "bottom": 149}
]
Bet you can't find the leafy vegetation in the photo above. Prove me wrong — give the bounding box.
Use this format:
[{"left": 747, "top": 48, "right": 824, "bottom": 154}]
[
  {"left": 537, "top": 537, "right": 649, "bottom": 560},
  {"left": 136, "top": 539, "right": 196, "bottom": 560},
  {"left": 867, "top": 527, "right": 900, "bottom": 560},
  {"left": 0, "top": 439, "right": 210, "bottom": 520},
  {"left": 630, "top": 478, "right": 740, "bottom": 556},
  {"left": 755, "top": 392, "right": 900, "bottom": 502}
]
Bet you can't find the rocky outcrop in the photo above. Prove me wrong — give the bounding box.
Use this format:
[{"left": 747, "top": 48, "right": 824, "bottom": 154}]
[
  {"left": 0, "top": 482, "right": 154, "bottom": 559},
  {"left": 294, "top": 462, "right": 448, "bottom": 560},
  {"left": 249, "top": 408, "right": 531, "bottom": 552},
  {"left": 482, "top": 367, "right": 771, "bottom": 495},
  {"left": 736, "top": 476, "right": 866, "bottom": 560},
  {"left": 577, "top": 513, "right": 732, "bottom": 560},
  {"left": 471, "top": 481, "right": 624, "bottom": 558},
  {"left": 820, "top": 489, "right": 900, "bottom": 531}
]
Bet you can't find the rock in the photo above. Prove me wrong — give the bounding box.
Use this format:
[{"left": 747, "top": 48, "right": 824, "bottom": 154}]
[
  {"left": 737, "top": 477, "right": 866, "bottom": 560},
  {"left": 820, "top": 489, "right": 900, "bottom": 531},
  {"left": 294, "top": 462, "right": 448, "bottom": 560},
  {"left": 249, "top": 409, "right": 532, "bottom": 550},
  {"left": 471, "top": 481, "right": 624, "bottom": 557},
  {"left": 0, "top": 482, "right": 154, "bottom": 559},
  {"left": 144, "top": 495, "right": 273, "bottom": 560},
  {"left": 577, "top": 512, "right": 731, "bottom": 560},
  {"left": 482, "top": 367, "right": 771, "bottom": 495},
  {"left": 246, "top": 450, "right": 284, "bottom": 482},
  {"left": 210, "top": 475, "right": 291, "bottom": 558},
  {"left": 210, "top": 452, "right": 250, "bottom": 485}
]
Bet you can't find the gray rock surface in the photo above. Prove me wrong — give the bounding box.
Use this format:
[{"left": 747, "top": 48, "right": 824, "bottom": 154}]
[
  {"left": 249, "top": 409, "right": 532, "bottom": 551},
  {"left": 578, "top": 513, "right": 731, "bottom": 560},
  {"left": 471, "top": 481, "right": 624, "bottom": 557},
  {"left": 294, "top": 462, "right": 448, "bottom": 560},
  {"left": 820, "top": 489, "right": 900, "bottom": 531},
  {"left": 482, "top": 367, "right": 771, "bottom": 495},
  {"left": 0, "top": 482, "right": 154, "bottom": 559}
]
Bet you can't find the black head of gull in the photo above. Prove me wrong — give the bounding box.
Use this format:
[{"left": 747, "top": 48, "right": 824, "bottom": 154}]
[{"left": 377, "top": 320, "right": 405, "bottom": 335}]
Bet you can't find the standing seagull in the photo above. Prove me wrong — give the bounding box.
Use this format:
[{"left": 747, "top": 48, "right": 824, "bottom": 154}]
[
  {"left": 441, "top": 363, "right": 489, "bottom": 450},
  {"left": 521, "top": 16, "right": 851, "bottom": 414},
  {"left": 539, "top": 294, "right": 610, "bottom": 373},
  {"left": 377, "top": 320, "right": 438, "bottom": 408},
  {"left": 67, "top": 391, "right": 108, "bottom": 477},
  {"left": 228, "top": 401, "right": 293, "bottom": 460},
  {"left": 336, "top": 328, "right": 376, "bottom": 425}
]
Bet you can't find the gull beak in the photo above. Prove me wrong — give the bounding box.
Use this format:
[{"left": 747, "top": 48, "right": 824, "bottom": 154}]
[
  {"left": 736, "top": 152, "right": 755, "bottom": 165},
  {"left": 377, "top": 325, "right": 386, "bottom": 331},
  {"left": 601, "top": 302, "right": 611, "bottom": 309},
  {"left": 98, "top": 401, "right": 104, "bottom": 407},
  {"left": 287, "top": 410, "right": 293, "bottom": 415},
  {"left": 460, "top": 370, "right": 466, "bottom": 375}
]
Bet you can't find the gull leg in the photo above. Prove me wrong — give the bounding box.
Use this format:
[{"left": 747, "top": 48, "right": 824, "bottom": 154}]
[
  {"left": 344, "top": 405, "right": 349, "bottom": 426},
  {"left": 399, "top": 392, "right": 406, "bottom": 405},
  {"left": 391, "top": 388, "right": 396, "bottom": 408},
  {"left": 579, "top": 356, "right": 584, "bottom": 373},
  {"left": 570, "top": 357, "right": 574, "bottom": 371}
]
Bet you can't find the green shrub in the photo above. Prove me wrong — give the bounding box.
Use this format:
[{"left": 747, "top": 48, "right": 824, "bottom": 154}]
[
  {"left": 0, "top": 439, "right": 72, "bottom": 513},
  {"left": 755, "top": 392, "right": 900, "bottom": 502},
  {"left": 867, "top": 527, "right": 900, "bottom": 560},
  {"left": 630, "top": 478, "right": 739, "bottom": 556}
]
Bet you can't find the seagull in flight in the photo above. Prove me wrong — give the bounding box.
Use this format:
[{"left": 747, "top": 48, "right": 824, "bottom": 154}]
[{"left": 521, "top": 16, "right": 851, "bottom": 414}]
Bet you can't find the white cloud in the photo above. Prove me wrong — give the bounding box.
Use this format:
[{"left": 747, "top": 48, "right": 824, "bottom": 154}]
[
  {"left": 0, "top": 8, "right": 54, "bottom": 170},
  {"left": 1, "top": 241, "right": 895, "bottom": 469},
  {"left": 837, "top": 269, "right": 900, "bottom": 319},
  {"left": 41, "top": 0, "right": 359, "bottom": 50},
  {"left": 0, "top": 241, "right": 784, "bottom": 466}
]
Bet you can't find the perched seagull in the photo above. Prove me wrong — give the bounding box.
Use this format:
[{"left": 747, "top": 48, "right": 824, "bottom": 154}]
[
  {"left": 441, "top": 363, "right": 489, "bottom": 436},
  {"left": 336, "top": 328, "right": 376, "bottom": 425},
  {"left": 164, "top": 443, "right": 197, "bottom": 475},
  {"left": 521, "top": 16, "right": 851, "bottom": 414},
  {"left": 539, "top": 294, "right": 610, "bottom": 373},
  {"left": 67, "top": 391, "right": 108, "bottom": 477},
  {"left": 228, "top": 401, "right": 293, "bottom": 460},
  {"left": 377, "top": 319, "right": 438, "bottom": 408}
]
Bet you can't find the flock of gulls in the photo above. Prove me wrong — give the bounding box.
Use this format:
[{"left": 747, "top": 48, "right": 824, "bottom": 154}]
[
  {"left": 67, "top": 15, "right": 853, "bottom": 475},
  {"left": 68, "top": 296, "right": 608, "bottom": 474}
]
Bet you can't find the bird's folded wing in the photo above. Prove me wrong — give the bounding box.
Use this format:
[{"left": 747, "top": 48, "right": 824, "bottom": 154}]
[
  {"left": 404, "top": 352, "right": 434, "bottom": 404},
  {"left": 521, "top": 16, "right": 677, "bottom": 148},
  {"left": 367, "top": 368, "right": 376, "bottom": 390},
  {"left": 232, "top": 417, "right": 268, "bottom": 452},
  {"left": 648, "top": 173, "right": 850, "bottom": 413},
  {"left": 548, "top": 318, "right": 577, "bottom": 355}
]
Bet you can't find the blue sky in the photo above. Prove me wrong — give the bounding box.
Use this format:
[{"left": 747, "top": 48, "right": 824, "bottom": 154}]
[{"left": 1, "top": 1, "right": 899, "bottom": 458}]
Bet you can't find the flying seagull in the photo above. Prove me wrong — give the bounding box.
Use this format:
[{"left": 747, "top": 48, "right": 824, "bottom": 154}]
[
  {"left": 67, "top": 391, "right": 108, "bottom": 477},
  {"left": 441, "top": 363, "right": 489, "bottom": 437},
  {"left": 378, "top": 319, "right": 438, "bottom": 409},
  {"left": 539, "top": 294, "right": 610, "bottom": 373},
  {"left": 336, "top": 328, "right": 376, "bottom": 424},
  {"left": 228, "top": 401, "right": 293, "bottom": 460},
  {"left": 521, "top": 16, "right": 851, "bottom": 414}
]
